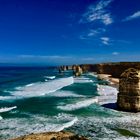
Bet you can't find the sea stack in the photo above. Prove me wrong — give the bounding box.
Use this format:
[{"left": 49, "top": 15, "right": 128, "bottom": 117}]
[
  {"left": 117, "top": 68, "right": 140, "bottom": 112},
  {"left": 72, "top": 65, "right": 83, "bottom": 77}
]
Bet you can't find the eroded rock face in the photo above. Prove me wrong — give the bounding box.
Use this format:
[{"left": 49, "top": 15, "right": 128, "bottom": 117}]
[
  {"left": 117, "top": 68, "right": 140, "bottom": 112},
  {"left": 73, "top": 65, "right": 83, "bottom": 77},
  {"left": 11, "top": 131, "right": 88, "bottom": 140}
]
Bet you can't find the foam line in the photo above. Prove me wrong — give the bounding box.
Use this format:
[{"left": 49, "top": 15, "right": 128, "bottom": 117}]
[
  {"left": 55, "top": 117, "right": 78, "bottom": 132},
  {"left": 57, "top": 98, "right": 98, "bottom": 111},
  {"left": 5, "top": 77, "right": 74, "bottom": 98},
  {"left": 0, "top": 106, "right": 17, "bottom": 113}
]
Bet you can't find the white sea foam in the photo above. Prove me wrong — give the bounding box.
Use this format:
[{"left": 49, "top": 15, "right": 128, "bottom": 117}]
[
  {"left": 25, "top": 83, "right": 35, "bottom": 87},
  {"left": 0, "top": 106, "right": 17, "bottom": 113},
  {"left": 97, "top": 84, "right": 118, "bottom": 105},
  {"left": 55, "top": 117, "right": 78, "bottom": 132},
  {"left": 7, "top": 77, "right": 74, "bottom": 98},
  {"left": 15, "top": 83, "right": 35, "bottom": 90},
  {"left": 0, "top": 113, "right": 77, "bottom": 140},
  {"left": 48, "top": 90, "right": 85, "bottom": 98},
  {"left": 57, "top": 98, "right": 98, "bottom": 111},
  {"left": 69, "top": 112, "right": 140, "bottom": 140},
  {"left": 74, "top": 77, "right": 93, "bottom": 83},
  {"left": 0, "top": 116, "right": 3, "bottom": 120},
  {"left": 45, "top": 76, "right": 56, "bottom": 80}
]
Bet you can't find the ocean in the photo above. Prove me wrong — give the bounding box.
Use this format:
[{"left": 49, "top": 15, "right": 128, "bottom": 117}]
[{"left": 0, "top": 67, "right": 140, "bottom": 140}]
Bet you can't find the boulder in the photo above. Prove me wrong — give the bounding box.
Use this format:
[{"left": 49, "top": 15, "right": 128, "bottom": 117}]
[{"left": 117, "top": 68, "right": 140, "bottom": 112}]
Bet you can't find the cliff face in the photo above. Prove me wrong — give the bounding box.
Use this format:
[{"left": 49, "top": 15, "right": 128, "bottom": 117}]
[
  {"left": 73, "top": 65, "right": 83, "bottom": 77},
  {"left": 58, "top": 62, "right": 140, "bottom": 78},
  {"left": 96, "top": 62, "right": 140, "bottom": 78},
  {"left": 117, "top": 68, "right": 140, "bottom": 112}
]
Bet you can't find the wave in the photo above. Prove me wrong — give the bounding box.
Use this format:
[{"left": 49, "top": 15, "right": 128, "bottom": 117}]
[
  {"left": 48, "top": 90, "right": 85, "bottom": 98},
  {"left": 74, "top": 77, "right": 93, "bottom": 83},
  {"left": 55, "top": 117, "right": 78, "bottom": 132},
  {"left": 57, "top": 98, "right": 98, "bottom": 111},
  {"left": 97, "top": 85, "right": 118, "bottom": 96},
  {"left": 25, "top": 83, "right": 35, "bottom": 87},
  {"left": 3, "top": 77, "right": 74, "bottom": 99},
  {"left": 0, "top": 106, "right": 17, "bottom": 113},
  {"left": 0, "top": 113, "right": 77, "bottom": 139},
  {"left": 0, "top": 115, "right": 3, "bottom": 120},
  {"left": 97, "top": 84, "right": 118, "bottom": 105},
  {"left": 45, "top": 76, "right": 56, "bottom": 80}
]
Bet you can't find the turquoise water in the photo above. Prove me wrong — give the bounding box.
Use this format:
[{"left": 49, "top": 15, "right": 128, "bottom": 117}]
[{"left": 0, "top": 67, "right": 140, "bottom": 140}]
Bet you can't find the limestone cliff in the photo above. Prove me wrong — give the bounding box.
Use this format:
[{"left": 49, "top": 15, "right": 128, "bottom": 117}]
[
  {"left": 73, "top": 65, "right": 83, "bottom": 77},
  {"left": 117, "top": 68, "right": 140, "bottom": 112}
]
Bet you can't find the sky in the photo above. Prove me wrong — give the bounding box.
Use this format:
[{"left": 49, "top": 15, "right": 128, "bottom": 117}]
[{"left": 0, "top": 0, "right": 140, "bottom": 65}]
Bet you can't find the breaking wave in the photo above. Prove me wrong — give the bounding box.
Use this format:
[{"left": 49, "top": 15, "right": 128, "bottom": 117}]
[
  {"left": 74, "top": 77, "right": 93, "bottom": 83},
  {"left": 0, "top": 106, "right": 17, "bottom": 113},
  {"left": 97, "top": 84, "right": 118, "bottom": 105},
  {"left": 0, "top": 113, "right": 77, "bottom": 140},
  {"left": 45, "top": 76, "right": 56, "bottom": 80},
  {"left": 54, "top": 117, "right": 78, "bottom": 132},
  {"left": 0, "top": 116, "right": 3, "bottom": 120},
  {"left": 2, "top": 77, "right": 74, "bottom": 99},
  {"left": 57, "top": 98, "right": 98, "bottom": 111},
  {"left": 48, "top": 90, "right": 85, "bottom": 98}
]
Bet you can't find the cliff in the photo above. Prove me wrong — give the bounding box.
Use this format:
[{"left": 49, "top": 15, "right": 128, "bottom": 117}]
[
  {"left": 117, "top": 68, "right": 140, "bottom": 112},
  {"left": 96, "top": 62, "right": 140, "bottom": 78},
  {"left": 58, "top": 62, "right": 140, "bottom": 78}
]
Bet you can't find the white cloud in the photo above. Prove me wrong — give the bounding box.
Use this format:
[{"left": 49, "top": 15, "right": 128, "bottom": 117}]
[
  {"left": 101, "top": 37, "right": 110, "bottom": 45},
  {"left": 112, "top": 52, "right": 119, "bottom": 55},
  {"left": 80, "top": 0, "right": 113, "bottom": 25},
  {"left": 87, "top": 30, "right": 99, "bottom": 37},
  {"left": 79, "top": 28, "right": 106, "bottom": 40},
  {"left": 123, "top": 11, "right": 140, "bottom": 21}
]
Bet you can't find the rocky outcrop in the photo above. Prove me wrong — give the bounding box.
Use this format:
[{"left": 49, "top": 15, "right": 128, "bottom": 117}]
[
  {"left": 11, "top": 131, "right": 88, "bottom": 140},
  {"left": 117, "top": 68, "right": 140, "bottom": 112},
  {"left": 73, "top": 65, "right": 83, "bottom": 77}
]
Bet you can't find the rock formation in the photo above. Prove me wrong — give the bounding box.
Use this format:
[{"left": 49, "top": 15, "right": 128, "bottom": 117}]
[
  {"left": 73, "top": 65, "right": 83, "bottom": 77},
  {"left": 11, "top": 131, "right": 88, "bottom": 140},
  {"left": 117, "top": 68, "right": 140, "bottom": 112}
]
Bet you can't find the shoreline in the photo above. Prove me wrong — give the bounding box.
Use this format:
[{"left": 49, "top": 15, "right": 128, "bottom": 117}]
[{"left": 97, "top": 73, "right": 119, "bottom": 89}]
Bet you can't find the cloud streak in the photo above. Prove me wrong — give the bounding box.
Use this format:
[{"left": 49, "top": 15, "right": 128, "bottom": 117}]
[
  {"left": 123, "top": 11, "right": 140, "bottom": 21},
  {"left": 101, "top": 37, "right": 110, "bottom": 45},
  {"left": 112, "top": 52, "right": 119, "bottom": 55},
  {"left": 80, "top": 0, "right": 113, "bottom": 25}
]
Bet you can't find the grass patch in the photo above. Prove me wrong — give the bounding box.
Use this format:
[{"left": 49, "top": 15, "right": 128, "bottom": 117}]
[{"left": 112, "top": 128, "right": 139, "bottom": 137}]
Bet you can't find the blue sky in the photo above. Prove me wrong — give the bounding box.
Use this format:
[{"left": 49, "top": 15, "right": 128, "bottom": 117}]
[{"left": 0, "top": 0, "right": 140, "bottom": 65}]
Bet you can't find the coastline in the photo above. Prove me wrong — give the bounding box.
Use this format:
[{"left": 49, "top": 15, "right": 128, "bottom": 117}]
[
  {"left": 97, "top": 74, "right": 119, "bottom": 88},
  {"left": 1, "top": 68, "right": 140, "bottom": 140}
]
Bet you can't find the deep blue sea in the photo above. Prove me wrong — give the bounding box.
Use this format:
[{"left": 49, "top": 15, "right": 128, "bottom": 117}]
[{"left": 0, "top": 67, "right": 140, "bottom": 140}]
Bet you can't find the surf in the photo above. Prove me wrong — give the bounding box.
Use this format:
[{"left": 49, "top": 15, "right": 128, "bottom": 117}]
[
  {"left": 57, "top": 98, "right": 98, "bottom": 111},
  {"left": 45, "top": 76, "right": 56, "bottom": 80},
  {"left": 55, "top": 117, "right": 78, "bottom": 132},
  {"left": 2, "top": 77, "right": 74, "bottom": 99},
  {"left": 0, "top": 106, "right": 17, "bottom": 113}
]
